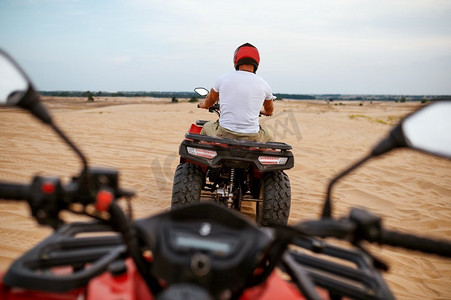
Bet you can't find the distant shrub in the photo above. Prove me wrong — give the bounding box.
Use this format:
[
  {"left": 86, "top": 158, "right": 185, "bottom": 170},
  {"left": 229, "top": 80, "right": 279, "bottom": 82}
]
[
  {"left": 84, "top": 91, "right": 94, "bottom": 102},
  {"left": 375, "top": 119, "right": 388, "bottom": 125},
  {"left": 171, "top": 97, "right": 178, "bottom": 103},
  {"left": 189, "top": 97, "right": 198, "bottom": 103},
  {"left": 349, "top": 114, "right": 366, "bottom": 120},
  {"left": 349, "top": 114, "right": 400, "bottom": 125}
]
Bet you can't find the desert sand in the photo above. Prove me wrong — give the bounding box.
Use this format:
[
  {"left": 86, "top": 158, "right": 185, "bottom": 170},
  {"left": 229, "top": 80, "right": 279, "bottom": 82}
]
[{"left": 0, "top": 97, "right": 450, "bottom": 299}]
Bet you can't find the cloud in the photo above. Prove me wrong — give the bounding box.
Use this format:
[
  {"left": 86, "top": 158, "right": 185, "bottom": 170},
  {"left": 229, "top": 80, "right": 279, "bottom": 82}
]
[{"left": 1, "top": 0, "right": 450, "bottom": 93}]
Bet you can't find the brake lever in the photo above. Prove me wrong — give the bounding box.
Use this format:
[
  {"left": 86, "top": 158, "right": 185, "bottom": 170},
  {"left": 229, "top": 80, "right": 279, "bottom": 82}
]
[{"left": 354, "top": 243, "right": 389, "bottom": 271}]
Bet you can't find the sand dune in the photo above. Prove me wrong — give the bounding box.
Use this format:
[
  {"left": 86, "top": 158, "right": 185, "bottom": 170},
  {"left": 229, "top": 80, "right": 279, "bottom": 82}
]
[{"left": 0, "top": 97, "right": 450, "bottom": 299}]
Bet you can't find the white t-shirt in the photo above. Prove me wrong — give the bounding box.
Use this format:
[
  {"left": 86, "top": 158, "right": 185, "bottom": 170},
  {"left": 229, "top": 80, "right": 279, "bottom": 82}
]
[{"left": 213, "top": 70, "right": 273, "bottom": 134}]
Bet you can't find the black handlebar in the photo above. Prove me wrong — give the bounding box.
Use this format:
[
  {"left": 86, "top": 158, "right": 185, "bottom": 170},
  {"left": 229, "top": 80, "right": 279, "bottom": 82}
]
[
  {"left": 0, "top": 168, "right": 128, "bottom": 229},
  {"left": 0, "top": 183, "right": 29, "bottom": 201},
  {"left": 350, "top": 208, "right": 451, "bottom": 257},
  {"left": 295, "top": 208, "right": 451, "bottom": 258},
  {"left": 381, "top": 229, "right": 451, "bottom": 258},
  {"left": 209, "top": 103, "right": 220, "bottom": 112}
]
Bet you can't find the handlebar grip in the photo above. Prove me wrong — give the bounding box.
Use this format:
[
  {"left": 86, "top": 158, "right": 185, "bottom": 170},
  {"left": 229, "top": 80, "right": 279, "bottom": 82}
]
[
  {"left": 0, "top": 183, "right": 29, "bottom": 201},
  {"left": 381, "top": 229, "right": 451, "bottom": 258}
]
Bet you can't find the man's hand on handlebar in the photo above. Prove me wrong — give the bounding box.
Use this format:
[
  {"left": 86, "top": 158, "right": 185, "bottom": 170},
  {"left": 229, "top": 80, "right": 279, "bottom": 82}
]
[
  {"left": 260, "top": 109, "right": 272, "bottom": 116},
  {"left": 198, "top": 88, "right": 219, "bottom": 110},
  {"left": 198, "top": 101, "right": 209, "bottom": 109}
]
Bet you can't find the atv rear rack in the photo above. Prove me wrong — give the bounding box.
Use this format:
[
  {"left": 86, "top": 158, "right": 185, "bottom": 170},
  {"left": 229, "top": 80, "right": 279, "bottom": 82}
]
[{"left": 185, "top": 133, "right": 292, "bottom": 150}]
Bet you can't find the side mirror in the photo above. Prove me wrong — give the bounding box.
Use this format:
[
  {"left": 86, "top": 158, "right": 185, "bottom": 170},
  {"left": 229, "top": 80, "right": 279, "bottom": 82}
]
[
  {"left": 401, "top": 101, "right": 451, "bottom": 158},
  {"left": 322, "top": 100, "right": 451, "bottom": 218},
  {"left": 0, "top": 50, "right": 30, "bottom": 106},
  {"left": 0, "top": 49, "right": 88, "bottom": 169},
  {"left": 371, "top": 101, "right": 451, "bottom": 159},
  {"left": 194, "top": 87, "right": 209, "bottom": 97},
  {"left": 0, "top": 49, "right": 52, "bottom": 124}
]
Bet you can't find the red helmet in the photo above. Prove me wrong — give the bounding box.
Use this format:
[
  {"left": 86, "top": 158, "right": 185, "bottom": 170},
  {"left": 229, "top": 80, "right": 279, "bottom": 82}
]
[{"left": 233, "top": 43, "right": 260, "bottom": 73}]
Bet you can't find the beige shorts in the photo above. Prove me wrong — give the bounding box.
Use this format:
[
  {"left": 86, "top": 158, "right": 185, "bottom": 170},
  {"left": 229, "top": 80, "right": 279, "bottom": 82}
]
[{"left": 200, "top": 120, "right": 272, "bottom": 142}]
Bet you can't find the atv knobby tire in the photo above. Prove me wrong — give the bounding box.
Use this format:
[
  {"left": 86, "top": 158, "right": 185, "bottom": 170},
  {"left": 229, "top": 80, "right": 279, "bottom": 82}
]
[
  {"left": 257, "top": 171, "right": 291, "bottom": 226},
  {"left": 171, "top": 163, "right": 203, "bottom": 210}
]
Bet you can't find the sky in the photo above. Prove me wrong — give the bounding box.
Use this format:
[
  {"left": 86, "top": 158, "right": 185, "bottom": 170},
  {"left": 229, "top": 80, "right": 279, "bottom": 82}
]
[{"left": 1, "top": 0, "right": 450, "bottom": 95}]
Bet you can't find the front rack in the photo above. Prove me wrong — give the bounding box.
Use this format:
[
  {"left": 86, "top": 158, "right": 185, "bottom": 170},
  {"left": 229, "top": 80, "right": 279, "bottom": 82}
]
[
  {"left": 285, "top": 237, "right": 394, "bottom": 300},
  {"left": 3, "top": 221, "right": 125, "bottom": 293}
]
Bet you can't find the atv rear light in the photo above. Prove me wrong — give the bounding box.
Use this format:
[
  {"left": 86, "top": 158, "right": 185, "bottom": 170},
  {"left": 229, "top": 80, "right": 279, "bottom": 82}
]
[
  {"left": 258, "top": 156, "right": 288, "bottom": 165},
  {"left": 187, "top": 147, "right": 217, "bottom": 159}
]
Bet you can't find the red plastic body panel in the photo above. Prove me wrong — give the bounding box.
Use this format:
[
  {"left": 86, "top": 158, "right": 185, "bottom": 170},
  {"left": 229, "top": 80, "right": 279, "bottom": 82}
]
[
  {"left": 0, "top": 274, "right": 85, "bottom": 300},
  {"left": 188, "top": 124, "right": 203, "bottom": 134},
  {"left": 86, "top": 258, "right": 152, "bottom": 300},
  {"left": 0, "top": 259, "right": 321, "bottom": 300},
  {"left": 0, "top": 259, "right": 152, "bottom": 300},
  {"left": 240, "top": 271, "right": 305, "bottom": 300}
]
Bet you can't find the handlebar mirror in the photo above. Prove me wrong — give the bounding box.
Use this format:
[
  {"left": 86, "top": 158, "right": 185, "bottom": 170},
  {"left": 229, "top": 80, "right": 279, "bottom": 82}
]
[
  {"left": 0, "top": 49, "right": 52, "bottom": 124},
  {"left": 401, "top": 101, "right": 451, "bottom": 158},
  {"left": 322, "top": 100, "right": 451, "bottom": 218},
  {"left": 0, "top": 49, "right": 89, "bottom": 169},
  {"left": 194, "top": 87, "right": 209, "bottom": 97},
  {"left": 0, "top": 50, "right": 29, "bottom": 106},
  {"left": 371, "top": 101, "right": 451, "bottom": 159}
]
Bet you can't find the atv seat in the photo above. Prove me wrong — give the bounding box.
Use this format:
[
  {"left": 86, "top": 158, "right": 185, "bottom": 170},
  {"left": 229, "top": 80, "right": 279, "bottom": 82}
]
[{"left": 185, "top": 133, "right": 292, "bottom": 150}]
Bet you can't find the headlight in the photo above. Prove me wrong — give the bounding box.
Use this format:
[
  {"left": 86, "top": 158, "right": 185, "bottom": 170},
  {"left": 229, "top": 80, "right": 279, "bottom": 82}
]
[
  {"left": 187, "top": 147, "right": 217, "bottom": 159},
  {"left": 258, "top": 156, "right": 288, "bottom": 165}
]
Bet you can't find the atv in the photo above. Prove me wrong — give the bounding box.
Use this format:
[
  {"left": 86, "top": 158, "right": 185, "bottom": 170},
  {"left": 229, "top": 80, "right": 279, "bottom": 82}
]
[
  {"left": 1, "top": 49, "right": 451, "bottom": 300},
  {"left": 171, "top": 88, "right": 294, "bottom": 225}
]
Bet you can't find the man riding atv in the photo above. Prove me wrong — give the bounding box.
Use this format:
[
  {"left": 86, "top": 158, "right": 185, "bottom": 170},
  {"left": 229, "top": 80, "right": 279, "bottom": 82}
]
[
  {"left": 198, "top": 42, "right": 274, "bottom": 142},
  {"left": 172, "top": 43, "right": 293, "bottom": 225}
]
